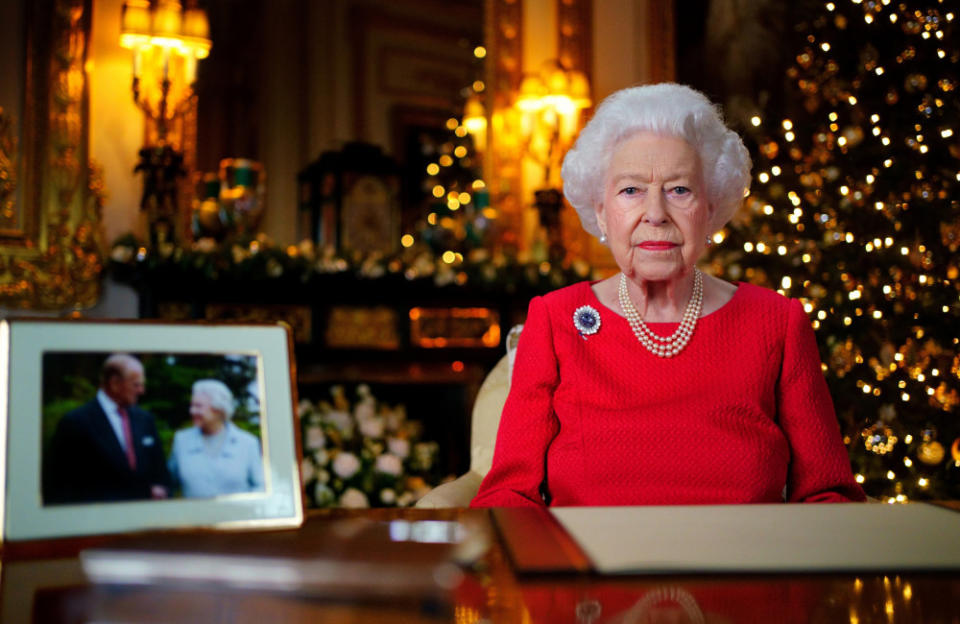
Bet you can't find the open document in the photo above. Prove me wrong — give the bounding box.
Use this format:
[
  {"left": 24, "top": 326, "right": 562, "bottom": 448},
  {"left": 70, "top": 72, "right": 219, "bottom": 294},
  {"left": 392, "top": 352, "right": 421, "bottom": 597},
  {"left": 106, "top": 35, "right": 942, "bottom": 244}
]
[{"left": 494, "top": 503, "right": 960, "bottom": 575}]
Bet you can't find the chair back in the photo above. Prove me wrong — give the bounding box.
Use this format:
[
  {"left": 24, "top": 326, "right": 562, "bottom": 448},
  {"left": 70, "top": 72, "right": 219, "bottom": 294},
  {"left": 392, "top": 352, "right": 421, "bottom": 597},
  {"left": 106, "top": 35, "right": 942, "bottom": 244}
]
[{"left": 469, "top": 324, "right": 522, "bottom": 476}]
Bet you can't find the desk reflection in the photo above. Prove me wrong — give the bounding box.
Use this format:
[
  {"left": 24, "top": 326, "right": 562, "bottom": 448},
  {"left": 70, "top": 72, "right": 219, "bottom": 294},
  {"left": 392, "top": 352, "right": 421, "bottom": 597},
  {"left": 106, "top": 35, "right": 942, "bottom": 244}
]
[
  {"left": 1, "top": 509, "right": 958, "bottom": 623},
  {"left": 515, "top": 575, "right": 960, "bottom": 623}
]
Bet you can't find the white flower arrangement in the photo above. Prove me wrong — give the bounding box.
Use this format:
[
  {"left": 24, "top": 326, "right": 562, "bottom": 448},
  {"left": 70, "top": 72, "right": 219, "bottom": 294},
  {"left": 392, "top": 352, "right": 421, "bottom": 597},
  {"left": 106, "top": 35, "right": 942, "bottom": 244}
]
[{"left": 299, "top": 385, "right": 446, "bottom": 508}]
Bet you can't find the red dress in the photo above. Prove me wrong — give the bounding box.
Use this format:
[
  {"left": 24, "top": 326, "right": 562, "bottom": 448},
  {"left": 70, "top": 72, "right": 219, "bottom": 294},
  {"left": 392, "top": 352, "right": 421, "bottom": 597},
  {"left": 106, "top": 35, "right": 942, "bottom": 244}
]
[{"left": 471, "top": 281, "right": 866, "bottom": 507}]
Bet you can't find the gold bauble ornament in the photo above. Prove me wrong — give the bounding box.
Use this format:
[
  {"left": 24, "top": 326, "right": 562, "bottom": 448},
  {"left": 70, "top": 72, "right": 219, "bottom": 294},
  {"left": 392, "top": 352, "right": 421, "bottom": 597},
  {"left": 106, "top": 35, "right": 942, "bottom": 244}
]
[
  {"left": 905, "top": 73, "right": 928, "bottom": 93},
  {"left": 918, "top": 440, "right": 945, "bottom": 465},
  {"left": 951, "top": 437, "right": 960, "bottom": 463},
  {"left": 842, "top": 126, "right": 865, "bottom": 147},
  {"left": 942, "top": 220, "right": 960, "bottom": 252},
  {"left": 903, "top": 20, "right": 922, "bottom": 35}
]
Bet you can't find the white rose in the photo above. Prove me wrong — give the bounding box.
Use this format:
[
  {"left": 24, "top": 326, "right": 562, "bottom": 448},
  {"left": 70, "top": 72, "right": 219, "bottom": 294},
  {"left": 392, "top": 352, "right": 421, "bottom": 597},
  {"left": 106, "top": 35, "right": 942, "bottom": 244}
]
[
  {"left": 304, "top": 426, "right": 326, "bottom": 450},
  {"left": 324, "top": 410, "right": 353, "bottom": 435},
  {"left": 297, "top": 399, "right": 314, "bottom": 417},
  {"left": 340, "top": 487, "right": 369, "bottom": 508},
  {"left": 332, "top": 452, "right": 361, "bottom": 479},
  {"left": 354, "top": 400, "right": 375, "bottom": 421},
  {"left": 380, "top": 488, "right": 397, "bottom": 505},
  {"left": 300, "top": 458, "right": 315, "bottom": 483},
  {"left": 313, "top": 449, "right": 329, "bottom": 466},
  {"left": 387, "top": 437, "right": 410, "bottom": 459},
  {"left": 358, "top": 415, "right": 385, "bottom": 439},
  {"left": 375, "top": 453, "right": 403, "bottom": 476}
]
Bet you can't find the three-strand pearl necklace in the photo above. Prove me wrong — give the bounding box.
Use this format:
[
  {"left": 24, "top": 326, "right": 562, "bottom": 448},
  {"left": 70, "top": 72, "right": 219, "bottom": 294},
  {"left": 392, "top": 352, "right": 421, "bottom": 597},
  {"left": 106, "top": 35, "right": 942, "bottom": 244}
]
[{"left": 617, "top": 268, "right": 703, "bottom": 358}]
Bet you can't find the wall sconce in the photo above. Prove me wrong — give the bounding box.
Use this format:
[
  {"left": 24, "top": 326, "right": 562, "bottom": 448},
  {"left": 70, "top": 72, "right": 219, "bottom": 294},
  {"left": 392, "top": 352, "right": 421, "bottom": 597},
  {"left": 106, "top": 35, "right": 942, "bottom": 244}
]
[
  {"left": 514, "top": 60, "right": 591, "bottom": 261},
  {"left": 120, "top": 0, "right": 211, "bottom": 247},
  {"left": 119, "top": 0, "right": 211, "bottom": 145},
  {"left": 515, "top": 59, "right": 591, "bottom": 187}
]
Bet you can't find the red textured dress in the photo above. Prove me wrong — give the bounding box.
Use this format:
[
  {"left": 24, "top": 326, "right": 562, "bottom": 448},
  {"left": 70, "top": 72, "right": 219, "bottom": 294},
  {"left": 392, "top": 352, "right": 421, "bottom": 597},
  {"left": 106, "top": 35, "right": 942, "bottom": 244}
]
[{"left": 471, "top": 281, "right": 866, "bottom": 507}]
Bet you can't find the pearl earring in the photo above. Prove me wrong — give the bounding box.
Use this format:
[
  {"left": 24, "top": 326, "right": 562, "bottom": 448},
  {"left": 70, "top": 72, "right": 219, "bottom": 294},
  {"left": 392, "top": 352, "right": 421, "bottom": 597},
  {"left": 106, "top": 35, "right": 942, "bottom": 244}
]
[{"left": 600, "top": 233, "right": 607, "bottom": 244}]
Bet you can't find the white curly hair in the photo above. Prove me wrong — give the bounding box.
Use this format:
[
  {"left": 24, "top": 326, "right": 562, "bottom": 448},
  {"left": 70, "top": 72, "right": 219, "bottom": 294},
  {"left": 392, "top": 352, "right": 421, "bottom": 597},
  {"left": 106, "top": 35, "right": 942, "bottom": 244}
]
[
  {"left": 561, "top": 83, "right": 752, "bottom": 239},
  {"left": 192, "top": 379, "right": 236, "bottom": 421}
]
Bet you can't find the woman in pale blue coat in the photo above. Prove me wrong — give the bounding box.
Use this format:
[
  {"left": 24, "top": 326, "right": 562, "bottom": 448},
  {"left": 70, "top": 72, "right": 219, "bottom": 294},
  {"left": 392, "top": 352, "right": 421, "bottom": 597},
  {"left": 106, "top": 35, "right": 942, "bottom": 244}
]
[{"left": 169, "top": 379, "right": 265, "bottom": 498}]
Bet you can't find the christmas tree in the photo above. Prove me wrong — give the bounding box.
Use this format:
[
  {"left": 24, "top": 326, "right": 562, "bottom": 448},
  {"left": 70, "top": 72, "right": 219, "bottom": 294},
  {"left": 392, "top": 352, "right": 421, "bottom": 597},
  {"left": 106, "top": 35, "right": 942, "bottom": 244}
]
[
  {"left": 706, "top": 0, "right": 960, "bottom": 501},
  {"left": 412, "top": 44, "right": 495, "bottom": 261}
]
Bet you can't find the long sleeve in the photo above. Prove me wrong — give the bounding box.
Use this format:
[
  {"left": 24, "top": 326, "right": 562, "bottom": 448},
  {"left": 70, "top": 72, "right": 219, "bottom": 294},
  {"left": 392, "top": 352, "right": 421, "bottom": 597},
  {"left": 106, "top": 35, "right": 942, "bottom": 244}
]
[
  {"left": 778, "top": 300, "right": 867, "bottom": 503},
  {"left": 471, "top": 296, "right": 561, "bottom": 507}
]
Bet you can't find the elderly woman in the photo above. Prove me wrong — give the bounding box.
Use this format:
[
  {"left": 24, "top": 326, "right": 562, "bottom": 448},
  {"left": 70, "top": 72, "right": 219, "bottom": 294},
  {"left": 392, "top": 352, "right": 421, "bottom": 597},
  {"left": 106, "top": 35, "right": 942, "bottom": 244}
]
[
  {"left": 168, "top": 379, "right": 265, "bottom": 498},
  {"left": 472, "top": 84, "right": 865, "bottom": 507}
]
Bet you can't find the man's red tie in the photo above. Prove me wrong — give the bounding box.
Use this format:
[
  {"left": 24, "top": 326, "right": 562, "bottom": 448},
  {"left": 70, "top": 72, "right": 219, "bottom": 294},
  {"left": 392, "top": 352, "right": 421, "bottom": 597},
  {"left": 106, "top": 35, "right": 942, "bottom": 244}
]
[{"left": 117, "top": 407, "right": 137, "bottom": 470}]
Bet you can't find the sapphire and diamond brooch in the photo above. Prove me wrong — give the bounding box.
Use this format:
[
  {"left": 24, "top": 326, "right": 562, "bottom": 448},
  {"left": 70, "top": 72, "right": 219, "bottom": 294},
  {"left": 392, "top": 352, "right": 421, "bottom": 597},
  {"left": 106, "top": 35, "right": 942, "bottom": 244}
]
[{"left": 573, "top": 305, "right": 601, "bottom": 339}]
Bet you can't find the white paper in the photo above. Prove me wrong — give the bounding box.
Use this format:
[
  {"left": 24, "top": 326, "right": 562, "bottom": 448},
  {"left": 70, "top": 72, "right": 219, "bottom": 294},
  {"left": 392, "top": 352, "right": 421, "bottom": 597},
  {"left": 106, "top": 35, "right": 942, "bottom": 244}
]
[{"left": 551, "top": 503, "right": 960, "bottom": 574}]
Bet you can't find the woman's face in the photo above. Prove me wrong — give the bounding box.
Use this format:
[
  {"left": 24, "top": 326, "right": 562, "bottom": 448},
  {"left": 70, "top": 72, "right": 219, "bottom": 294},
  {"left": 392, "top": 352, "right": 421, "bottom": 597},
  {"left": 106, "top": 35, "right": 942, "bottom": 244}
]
[
  {"left": 190, "top": 392, "right": 224, "bottom": 432},
  {"left": 595, "top": 132, "right": 713, "bottom": 284}
]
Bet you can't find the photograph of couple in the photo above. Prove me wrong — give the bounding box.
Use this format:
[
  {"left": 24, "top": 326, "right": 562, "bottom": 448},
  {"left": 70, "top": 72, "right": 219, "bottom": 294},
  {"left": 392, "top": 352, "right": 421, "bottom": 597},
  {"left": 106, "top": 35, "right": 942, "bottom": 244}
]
[{"left": 41, "top": 351, "right": 265, "bottom": 505}]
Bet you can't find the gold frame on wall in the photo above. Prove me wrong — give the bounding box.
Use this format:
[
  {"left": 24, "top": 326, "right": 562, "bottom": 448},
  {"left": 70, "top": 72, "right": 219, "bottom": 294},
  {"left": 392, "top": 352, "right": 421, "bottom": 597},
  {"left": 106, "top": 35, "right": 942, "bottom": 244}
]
[{"left": 0, "top": 0, "right": 103, "bottom": 311}]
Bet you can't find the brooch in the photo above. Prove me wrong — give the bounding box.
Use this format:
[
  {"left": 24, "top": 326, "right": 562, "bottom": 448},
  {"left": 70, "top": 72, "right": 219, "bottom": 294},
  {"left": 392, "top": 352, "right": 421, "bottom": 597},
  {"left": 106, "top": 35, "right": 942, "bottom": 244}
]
[{"left": 573, "top": 305, "right": 601, "bottom": 340}]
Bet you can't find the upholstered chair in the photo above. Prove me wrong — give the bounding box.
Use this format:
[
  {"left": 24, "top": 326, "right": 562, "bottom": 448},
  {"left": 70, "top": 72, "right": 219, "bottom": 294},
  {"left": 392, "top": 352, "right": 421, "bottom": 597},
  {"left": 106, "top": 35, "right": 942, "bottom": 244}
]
[{"left": 415, "top": 325, "right": 522, "bottom": 508}]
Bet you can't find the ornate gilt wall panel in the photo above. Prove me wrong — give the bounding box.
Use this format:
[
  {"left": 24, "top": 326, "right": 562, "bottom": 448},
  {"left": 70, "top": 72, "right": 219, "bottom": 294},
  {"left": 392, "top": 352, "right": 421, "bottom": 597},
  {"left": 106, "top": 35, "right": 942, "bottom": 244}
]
[
  {"left": 485, "top": 0, "right": 524, "bottom": 244},
  {"left": 0, "top": 0, "right": 103, "bottom": 310},
  {"left": 557, "top": 0, "right": 592, "bottom": 74},
  {"left": 0, "top": 111, "right": 17, "bottom": 235}
]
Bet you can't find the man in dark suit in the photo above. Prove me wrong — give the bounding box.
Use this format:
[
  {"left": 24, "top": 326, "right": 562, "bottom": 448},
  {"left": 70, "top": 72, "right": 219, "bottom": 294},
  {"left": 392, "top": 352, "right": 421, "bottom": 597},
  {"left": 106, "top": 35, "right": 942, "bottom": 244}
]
[{"left": 43, "top": 354, "right": 171, "bottom": 504}]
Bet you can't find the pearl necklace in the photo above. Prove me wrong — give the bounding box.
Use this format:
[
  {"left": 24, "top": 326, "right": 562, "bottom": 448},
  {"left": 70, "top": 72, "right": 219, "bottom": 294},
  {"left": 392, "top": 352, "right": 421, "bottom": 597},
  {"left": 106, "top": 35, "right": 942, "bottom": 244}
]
[{"left": 617, "top": 269, "right": 703, "bottom": 358}]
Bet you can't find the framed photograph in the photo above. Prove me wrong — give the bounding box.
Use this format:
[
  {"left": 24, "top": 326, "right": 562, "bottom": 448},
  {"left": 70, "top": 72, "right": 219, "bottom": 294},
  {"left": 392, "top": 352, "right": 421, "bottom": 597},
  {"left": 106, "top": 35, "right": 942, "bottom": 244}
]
[{"left": 0, "top": 319, "right": 304, "bottom": 542}]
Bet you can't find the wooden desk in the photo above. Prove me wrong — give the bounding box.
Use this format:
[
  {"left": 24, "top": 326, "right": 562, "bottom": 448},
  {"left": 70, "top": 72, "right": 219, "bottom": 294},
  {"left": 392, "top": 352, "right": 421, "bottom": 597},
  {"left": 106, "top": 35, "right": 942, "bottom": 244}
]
[{"left": 2, "top": 508, "right": 958, "bottom": 623}]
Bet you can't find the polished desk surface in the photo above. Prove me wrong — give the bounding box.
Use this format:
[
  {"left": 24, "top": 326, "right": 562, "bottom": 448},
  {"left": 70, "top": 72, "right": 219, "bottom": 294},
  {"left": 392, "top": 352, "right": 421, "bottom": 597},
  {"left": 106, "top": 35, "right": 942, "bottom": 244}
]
[{"left": 2, "top": 507, "right": 959, "bottom": 623}]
